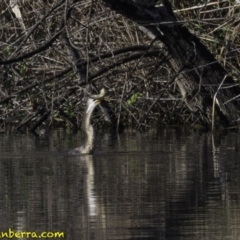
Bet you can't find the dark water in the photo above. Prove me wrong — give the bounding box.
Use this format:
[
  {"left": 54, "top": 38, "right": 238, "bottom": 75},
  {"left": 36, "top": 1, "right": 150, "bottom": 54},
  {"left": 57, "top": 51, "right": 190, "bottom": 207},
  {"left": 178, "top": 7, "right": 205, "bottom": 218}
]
[{"left": 0, "top": 127, "right": 240, "bottom": 240}]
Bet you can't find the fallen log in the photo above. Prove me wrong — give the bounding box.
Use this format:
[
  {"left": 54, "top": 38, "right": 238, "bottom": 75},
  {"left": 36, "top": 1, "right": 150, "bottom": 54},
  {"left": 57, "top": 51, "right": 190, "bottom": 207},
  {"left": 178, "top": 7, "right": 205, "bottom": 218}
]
[{"left": 102, "top": 0, "right": 240, "bottom": 128}]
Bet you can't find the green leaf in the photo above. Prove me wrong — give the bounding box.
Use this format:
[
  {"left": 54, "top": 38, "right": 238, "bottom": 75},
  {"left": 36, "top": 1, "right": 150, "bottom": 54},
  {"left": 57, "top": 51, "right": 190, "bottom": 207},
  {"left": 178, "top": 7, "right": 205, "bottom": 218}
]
[{"left": 126, "top": 93, "right": 142, "bottom": 106}]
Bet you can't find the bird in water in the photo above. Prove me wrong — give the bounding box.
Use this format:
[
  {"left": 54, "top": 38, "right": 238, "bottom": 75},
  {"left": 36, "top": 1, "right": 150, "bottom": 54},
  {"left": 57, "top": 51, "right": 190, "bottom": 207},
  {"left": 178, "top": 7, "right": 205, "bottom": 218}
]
[{"left": 68, "top": 89, "right": 106, "bottom": 155}]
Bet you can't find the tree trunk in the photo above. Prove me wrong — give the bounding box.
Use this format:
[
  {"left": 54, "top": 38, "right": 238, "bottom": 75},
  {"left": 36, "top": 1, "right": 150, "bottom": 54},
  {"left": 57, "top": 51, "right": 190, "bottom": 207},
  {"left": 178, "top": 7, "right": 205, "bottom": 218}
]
[{"left": 102, "top": 0, "right": 240, "bottom": 128}]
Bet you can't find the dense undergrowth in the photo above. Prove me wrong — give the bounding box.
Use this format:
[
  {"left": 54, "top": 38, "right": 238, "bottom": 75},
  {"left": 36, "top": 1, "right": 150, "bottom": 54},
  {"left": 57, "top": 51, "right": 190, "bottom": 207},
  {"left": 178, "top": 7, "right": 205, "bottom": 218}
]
[{"left": 0, "top": 0, "right": 239, "bottom": 132}]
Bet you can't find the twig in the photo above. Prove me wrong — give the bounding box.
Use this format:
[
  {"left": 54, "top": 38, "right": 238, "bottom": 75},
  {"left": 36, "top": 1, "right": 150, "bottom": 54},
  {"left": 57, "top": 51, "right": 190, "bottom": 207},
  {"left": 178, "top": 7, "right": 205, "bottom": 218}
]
[{"left": 212, "top": 75, "right": 228, "bottom": 130}]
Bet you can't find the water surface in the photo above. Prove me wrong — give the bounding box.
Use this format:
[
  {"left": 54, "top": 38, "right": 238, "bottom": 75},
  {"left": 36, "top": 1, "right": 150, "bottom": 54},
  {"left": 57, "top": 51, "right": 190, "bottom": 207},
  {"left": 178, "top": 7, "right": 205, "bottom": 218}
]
[{"left": 0, "top": 128, "right": 240, "bottom": 240}]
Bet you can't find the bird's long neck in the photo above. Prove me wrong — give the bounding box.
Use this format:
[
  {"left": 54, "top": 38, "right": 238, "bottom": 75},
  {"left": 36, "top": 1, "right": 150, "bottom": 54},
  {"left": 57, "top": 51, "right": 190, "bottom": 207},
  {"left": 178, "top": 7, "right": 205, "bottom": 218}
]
[
  {"left": 82, "top": 99, "right": 97, "bottom": 130},
  {"left": 81, "top": 99, "right": 97, "bottom": 153}
]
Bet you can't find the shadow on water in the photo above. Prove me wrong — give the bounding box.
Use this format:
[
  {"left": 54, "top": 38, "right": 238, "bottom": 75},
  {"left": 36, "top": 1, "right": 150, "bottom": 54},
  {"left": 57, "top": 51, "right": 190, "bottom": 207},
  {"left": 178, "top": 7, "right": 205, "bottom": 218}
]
[{"left": 0, "top": 127, "right": 240, "bottom": 239}]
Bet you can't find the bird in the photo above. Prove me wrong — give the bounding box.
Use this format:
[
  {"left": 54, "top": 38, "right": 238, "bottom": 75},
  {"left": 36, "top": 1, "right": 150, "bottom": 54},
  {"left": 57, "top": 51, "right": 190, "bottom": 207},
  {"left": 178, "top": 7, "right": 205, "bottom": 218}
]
[{"left": 68, "top": 89, "right": 106, "bottom": 155}]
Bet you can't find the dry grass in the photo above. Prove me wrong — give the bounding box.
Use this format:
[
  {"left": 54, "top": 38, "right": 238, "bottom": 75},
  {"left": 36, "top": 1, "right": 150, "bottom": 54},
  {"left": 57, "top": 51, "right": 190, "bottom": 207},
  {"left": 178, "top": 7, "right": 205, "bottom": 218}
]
[
  {"left": 173, "top": 1, "right": 240, "bottom": 81},
  {"left": 0, "top": 0, "right": 239, "bottom": 132}
]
